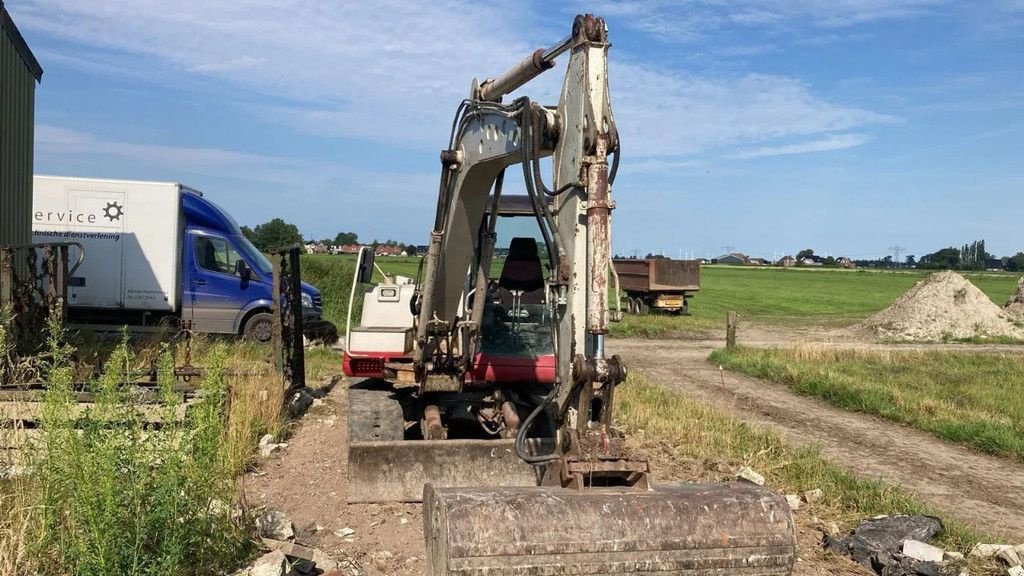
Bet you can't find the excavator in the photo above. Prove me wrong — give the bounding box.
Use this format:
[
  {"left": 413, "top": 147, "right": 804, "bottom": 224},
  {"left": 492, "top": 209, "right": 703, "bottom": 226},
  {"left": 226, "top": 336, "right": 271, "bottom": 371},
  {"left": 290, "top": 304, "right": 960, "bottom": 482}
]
[{"left": 342, "top": 14, "right": 796, "bottom": 576}]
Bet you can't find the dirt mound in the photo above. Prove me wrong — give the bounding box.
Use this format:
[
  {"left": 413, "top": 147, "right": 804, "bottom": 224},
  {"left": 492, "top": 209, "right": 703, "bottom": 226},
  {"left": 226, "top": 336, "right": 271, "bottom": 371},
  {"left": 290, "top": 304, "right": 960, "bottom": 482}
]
[
  {"left": 1005, "top": 276, "right": 1024, "bottom": 319},
  {"left": 854, "top": 271, "right": 1024, "bottom": 342}
]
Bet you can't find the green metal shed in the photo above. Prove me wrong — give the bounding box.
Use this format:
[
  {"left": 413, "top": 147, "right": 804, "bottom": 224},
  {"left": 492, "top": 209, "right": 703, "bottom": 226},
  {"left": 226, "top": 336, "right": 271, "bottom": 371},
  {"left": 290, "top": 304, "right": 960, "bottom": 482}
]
[{"left": 0, "top": 0, "right": 42, "bottom": 247}]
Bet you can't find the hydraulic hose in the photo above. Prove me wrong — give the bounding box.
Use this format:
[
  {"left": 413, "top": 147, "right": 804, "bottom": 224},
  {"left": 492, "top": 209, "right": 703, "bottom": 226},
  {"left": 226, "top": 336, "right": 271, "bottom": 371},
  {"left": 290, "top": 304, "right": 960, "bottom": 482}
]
[{"left": 514, "top": 386, "right": 561, "bottom": 464}]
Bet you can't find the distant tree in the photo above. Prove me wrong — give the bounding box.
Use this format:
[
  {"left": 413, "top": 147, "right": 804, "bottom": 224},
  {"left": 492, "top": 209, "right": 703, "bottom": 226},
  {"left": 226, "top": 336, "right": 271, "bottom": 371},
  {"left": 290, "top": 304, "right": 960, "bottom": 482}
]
[
  {"left": 1005, "top": 253, "right": 1024, "bottom": 272},
  {"left": 919, "top": 247, "right": 961, "bottom": 269},
  {"left": 241, "top": 225, "right": 256, "bottom": 243},
  {"left": 334, "top": 232, "right": 359, "bottom": 246},
  {"left": 823, "top": 256, "right": 836, "bottom": 266},
  {"left": 905, "top": 255, "right": 917, "bottom": 267},
  {"left": 796, "top": 248, "right": 815, "bottom": 260},
  {"left": 247, "top": 218, "right": 304, "bottom": 252}
]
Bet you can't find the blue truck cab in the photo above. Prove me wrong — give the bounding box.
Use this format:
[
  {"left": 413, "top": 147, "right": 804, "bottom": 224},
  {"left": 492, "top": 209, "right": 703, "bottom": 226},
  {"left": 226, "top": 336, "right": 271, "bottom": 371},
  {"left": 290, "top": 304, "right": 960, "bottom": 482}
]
[{"left": 182, "top": 191, "right": 322, "bottom": 341}]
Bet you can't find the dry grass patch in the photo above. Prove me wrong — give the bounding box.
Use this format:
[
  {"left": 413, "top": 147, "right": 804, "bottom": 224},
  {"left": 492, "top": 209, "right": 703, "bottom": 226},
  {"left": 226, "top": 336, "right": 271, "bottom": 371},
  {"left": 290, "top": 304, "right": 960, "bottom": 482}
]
[{"left": 615, "top": 373, "right": 989, "bottom": 556}]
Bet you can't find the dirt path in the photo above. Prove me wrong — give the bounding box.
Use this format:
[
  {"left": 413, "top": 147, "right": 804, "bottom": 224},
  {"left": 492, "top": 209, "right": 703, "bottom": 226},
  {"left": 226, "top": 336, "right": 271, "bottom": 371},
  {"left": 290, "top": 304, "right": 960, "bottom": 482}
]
[
  {"left": 610, "top": 337, "right": 1024, "bottom": 541},
  {"left": 245, "top": 382, "right": 425, "bottom": 576},
  {"left": 244, "top": 366, "right": 867, "bottom": 576}
]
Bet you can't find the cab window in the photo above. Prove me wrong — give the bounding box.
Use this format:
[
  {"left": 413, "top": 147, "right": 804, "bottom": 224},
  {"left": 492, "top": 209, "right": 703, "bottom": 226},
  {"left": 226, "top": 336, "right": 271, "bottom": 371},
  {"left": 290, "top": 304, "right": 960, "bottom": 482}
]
[{"left": 195, "top": 235, "right": 244, "bottom": 276}]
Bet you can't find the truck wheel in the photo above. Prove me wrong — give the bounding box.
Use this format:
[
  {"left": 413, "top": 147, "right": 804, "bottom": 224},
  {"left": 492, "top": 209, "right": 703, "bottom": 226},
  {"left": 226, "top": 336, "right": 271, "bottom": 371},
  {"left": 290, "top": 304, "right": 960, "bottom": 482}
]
[
  {"left": 638, "top": 300, "right": 650, "bottom": 316},
  {"left": 626, "top": 297, "right": 637, "bottom": 314},
  {"left": 243, "top": 312, "right": 274, "bottom": 342}
]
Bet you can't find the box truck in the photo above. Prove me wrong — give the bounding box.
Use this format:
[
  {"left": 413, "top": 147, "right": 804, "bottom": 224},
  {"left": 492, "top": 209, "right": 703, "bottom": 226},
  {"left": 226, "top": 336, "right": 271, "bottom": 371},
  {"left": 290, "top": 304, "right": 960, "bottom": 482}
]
[{"left": 32, "top": 175, "right": 323, "bottom": 341}]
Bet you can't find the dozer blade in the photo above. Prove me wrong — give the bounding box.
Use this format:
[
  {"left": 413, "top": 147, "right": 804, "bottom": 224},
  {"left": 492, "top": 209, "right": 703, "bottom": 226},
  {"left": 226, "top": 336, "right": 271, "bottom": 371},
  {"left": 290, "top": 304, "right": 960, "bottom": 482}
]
[
  {"left": 424, "top": 482, "right": 796, "bottom": 576},
  {"left": 347, "top": 439, "right": 539, "bottom": 503}
]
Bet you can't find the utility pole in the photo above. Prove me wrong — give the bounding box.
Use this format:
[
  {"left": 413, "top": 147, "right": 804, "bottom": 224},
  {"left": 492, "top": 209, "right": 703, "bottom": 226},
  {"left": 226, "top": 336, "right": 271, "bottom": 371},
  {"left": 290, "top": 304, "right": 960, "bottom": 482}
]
[
  {"left": 721, "top": 245, "right": 735, "bottom": 256},
  {"left": 888, "top": 245, "right": 907, "bottom": 268}
]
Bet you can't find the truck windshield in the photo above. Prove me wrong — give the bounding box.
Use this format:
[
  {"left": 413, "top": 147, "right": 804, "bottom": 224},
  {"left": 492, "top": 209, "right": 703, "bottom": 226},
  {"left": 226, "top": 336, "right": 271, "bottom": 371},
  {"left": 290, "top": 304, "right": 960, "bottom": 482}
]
[{"left": 235, "top": 235, "right": 274, "bottom": 276}]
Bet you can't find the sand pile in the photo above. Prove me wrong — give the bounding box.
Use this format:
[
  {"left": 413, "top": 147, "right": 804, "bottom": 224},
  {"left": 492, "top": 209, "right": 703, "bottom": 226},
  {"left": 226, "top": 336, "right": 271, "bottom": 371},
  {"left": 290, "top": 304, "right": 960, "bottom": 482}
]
[
  {"left": 1005, "top": 276, "right": 1024, "bottom": 319},
  {"left": 855, "top": 271, "right": 1024, "bottom": 341}
]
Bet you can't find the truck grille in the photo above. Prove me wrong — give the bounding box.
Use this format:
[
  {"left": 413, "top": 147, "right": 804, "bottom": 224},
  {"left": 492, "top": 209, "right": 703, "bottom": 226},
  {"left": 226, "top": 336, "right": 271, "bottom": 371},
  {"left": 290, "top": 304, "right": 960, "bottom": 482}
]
[{"left": 313, "top": 294, "right": 322, "bottom": 307}]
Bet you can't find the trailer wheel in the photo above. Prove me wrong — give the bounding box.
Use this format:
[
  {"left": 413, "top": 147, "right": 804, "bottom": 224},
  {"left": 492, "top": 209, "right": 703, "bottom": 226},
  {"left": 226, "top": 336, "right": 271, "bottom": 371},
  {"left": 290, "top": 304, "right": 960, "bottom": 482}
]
[
  {"left": 626, "top": 297, "right": 637, "bottom": 314},
  {"left": 242, "top": 312, "right": 274, "bottom": 342},
  {"left": 638, "top": 299, "right": 650, "bottom": 316}
]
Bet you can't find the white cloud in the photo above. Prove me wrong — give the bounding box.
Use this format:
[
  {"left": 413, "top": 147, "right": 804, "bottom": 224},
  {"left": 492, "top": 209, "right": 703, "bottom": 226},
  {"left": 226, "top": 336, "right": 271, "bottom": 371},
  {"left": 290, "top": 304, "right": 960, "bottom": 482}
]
[
  {"left": 729, "top": 133, "right": 871, "bottom": 159},
  {"left": 17, "top": 1, "right": 895, "bottom": 163},
  {"left": 35, "top": 124, "right": 286, "bottom": 170},
  {"left": 587, "top": 0, "right": 947, "bottom": 42},
  {"left": 16, "top": 0, "right": 547, "bottom": 147},
  {"left": 611, "top": 65, "right": 895, "bottom": 157}
]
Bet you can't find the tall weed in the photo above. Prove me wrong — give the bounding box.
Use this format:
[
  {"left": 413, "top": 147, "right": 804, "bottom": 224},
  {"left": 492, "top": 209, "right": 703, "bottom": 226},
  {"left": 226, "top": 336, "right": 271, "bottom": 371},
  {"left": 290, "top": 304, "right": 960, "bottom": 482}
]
[{"left": 25, "top": 322, "right": 255, "bottom": 575}]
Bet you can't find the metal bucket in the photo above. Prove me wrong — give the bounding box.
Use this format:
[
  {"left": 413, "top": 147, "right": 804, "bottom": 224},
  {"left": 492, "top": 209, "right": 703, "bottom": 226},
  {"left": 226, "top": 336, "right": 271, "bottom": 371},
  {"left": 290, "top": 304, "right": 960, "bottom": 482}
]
[
  {"left": 424, "top": 482, "right": 796, "bottom": 575},
  {"left": 348, "top": 438, "right": 541, "bottom": 503}
]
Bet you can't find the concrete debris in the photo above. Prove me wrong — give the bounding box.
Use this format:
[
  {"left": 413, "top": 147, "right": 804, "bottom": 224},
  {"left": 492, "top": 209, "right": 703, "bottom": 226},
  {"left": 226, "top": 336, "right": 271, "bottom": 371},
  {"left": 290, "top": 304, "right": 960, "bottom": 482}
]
[
  {"left": 971, "top": 544, "right": 1013, "bottom": 559},
  {"left": 259, "top": 434, "right": 288, "bottom": 458},
  {"left": 943, "top": 551, "right": 964, "bottom": 561},
  {"left": 249, "top": 551, "right": 288, "bottom": 576},
  {"left": 853, "top": 271, "right": 1024, "bottom": 341},
  {"left": 1005, "top": 276, "right": 1024, "bottom": 318},
  {"left": 256, "top": 510, "right": 295, "bottom": 541},
  {"left": 736, "top": 466, "right": 765, "bottom": 486},
  {"left": 334, "top": 527, "right": 356, "bottom": 538},
  {"left": 1009, "top": 566, "right": 1024, "bottom": 576},
  {"left": 785, "top": 494, "right": 802, "bottom": 511},
  {"left": 998, "top": 546, "right": 1023, "bottom": 567},
  {"left": 903, "top": 540, "right": 944, "bottom": 563},
  {"left": 824, "top": 514, "right": 943, "bottom": 574},
  {"left": 804, "top": 488, "right": 823, "bottom": 504},
  {"left": 260, "top": 538, "right": 338, "bottom": 574}
]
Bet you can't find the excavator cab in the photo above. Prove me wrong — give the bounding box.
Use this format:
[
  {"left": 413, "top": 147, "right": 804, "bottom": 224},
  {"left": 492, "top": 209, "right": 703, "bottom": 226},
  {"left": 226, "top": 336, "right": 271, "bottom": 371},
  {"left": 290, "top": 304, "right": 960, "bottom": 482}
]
[{"left": 480, "top": 204, "right": 555, "bottom": 360}]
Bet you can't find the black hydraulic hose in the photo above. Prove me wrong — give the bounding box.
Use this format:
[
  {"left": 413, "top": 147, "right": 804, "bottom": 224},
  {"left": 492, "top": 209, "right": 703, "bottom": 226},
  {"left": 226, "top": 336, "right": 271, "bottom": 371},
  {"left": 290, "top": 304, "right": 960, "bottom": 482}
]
[
  {"left": 517, "top": 99, "right": 562, "bottom": 277},
  {"left": 526, "top": 105, "right": 576, "bottom": 197},
  {"left": 609, "top": 147, "right": 619, "bottom": 185},
  {"left": 514, "top": 386, "right": 561, "bottom": 464}
]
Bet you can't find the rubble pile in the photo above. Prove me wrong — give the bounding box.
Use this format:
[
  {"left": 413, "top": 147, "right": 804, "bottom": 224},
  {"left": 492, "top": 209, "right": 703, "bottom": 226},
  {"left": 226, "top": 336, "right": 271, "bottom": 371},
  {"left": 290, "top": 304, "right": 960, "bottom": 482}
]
[
  {"left": 854, "top": 271, "right": 1024, "bottom": 341},
  {"left": 1005, "top": 276, "right": 1024, "bottom": 319}
]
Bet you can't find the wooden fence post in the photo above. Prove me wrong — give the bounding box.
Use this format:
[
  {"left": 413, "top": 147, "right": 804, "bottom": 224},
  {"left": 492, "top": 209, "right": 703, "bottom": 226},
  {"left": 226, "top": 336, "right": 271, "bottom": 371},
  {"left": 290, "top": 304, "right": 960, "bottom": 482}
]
[{"left": 726, "top": 311, "right": 737, "bottom": 349}]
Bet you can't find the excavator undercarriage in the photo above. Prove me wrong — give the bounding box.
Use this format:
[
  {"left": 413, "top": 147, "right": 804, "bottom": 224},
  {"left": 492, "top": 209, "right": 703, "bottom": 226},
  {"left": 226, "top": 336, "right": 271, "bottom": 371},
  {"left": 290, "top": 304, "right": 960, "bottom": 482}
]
[{"left": 342, "top": 13, "right": 796, "bottom": 576}]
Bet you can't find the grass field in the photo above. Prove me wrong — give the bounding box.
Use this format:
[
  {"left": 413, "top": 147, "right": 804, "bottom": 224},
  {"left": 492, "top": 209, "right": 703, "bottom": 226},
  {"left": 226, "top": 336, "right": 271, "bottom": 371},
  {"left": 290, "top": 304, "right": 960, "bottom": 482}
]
[
  {"left": 710, "top": 345, "right": 1024, "bottom": 461},
  {"left": 301, "top": 255, "right": 1022, "bottom": 338}
]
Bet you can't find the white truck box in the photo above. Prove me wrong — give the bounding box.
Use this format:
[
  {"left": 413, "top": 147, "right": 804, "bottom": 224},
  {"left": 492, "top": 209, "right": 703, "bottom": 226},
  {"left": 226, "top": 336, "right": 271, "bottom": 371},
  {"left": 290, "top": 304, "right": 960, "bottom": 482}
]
[{"left": 32, "top": 176, "right": 184, "bottom": 312}]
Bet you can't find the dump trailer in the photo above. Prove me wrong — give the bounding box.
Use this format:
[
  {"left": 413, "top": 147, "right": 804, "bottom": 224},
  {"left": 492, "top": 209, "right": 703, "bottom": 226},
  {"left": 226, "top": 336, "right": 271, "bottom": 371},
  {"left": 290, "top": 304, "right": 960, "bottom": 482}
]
[
  {"left": 343, "top": 14, "right": 795, "bottom": 576},
  {"left": 614, "top": 257, "right": 700, "bottom": 315}
]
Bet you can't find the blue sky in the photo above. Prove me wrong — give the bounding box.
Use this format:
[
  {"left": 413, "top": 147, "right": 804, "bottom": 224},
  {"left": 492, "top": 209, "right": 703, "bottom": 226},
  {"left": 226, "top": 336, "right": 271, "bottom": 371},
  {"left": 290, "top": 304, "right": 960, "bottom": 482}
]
[{"left": 9, "top": 0, "right": 1024, "bottom": 260}]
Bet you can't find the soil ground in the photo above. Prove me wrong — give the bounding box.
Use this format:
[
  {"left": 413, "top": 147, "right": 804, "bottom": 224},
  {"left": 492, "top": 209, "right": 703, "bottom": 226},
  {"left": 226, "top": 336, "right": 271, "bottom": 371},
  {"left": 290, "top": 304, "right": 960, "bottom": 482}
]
[
  {"left": 610, "top": 330, "right": 1024, "bottom": 541},
  {"left": 246, "top": 326, "right": 1024, "bottom": 575}
]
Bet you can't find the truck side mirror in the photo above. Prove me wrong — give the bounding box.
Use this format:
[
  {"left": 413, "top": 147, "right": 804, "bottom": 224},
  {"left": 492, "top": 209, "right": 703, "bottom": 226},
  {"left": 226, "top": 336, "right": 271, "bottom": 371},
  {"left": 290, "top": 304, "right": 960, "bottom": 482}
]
[
  {"left": 356, "top": 246, "right": 375, "bottom": 284},
  {"left": 235, "top": 259, "right": 251, "bottom": 281}
]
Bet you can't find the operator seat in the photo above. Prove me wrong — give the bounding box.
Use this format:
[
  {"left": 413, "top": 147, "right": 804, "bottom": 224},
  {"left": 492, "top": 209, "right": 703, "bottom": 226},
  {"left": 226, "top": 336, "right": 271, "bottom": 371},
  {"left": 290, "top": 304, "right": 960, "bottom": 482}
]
[{"left": 498, "top": 237, "right": 545, "bottom": 306}]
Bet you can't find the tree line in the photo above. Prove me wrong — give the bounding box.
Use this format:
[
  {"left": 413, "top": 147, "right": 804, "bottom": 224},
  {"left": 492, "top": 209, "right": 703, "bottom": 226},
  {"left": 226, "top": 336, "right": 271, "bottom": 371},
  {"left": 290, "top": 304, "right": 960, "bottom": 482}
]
[
  {"left": 918, "top": 239, "right": 1024, "bottom": 271},
  {"left": 240, "top": 217, "right": 417, "bottom": 254}
]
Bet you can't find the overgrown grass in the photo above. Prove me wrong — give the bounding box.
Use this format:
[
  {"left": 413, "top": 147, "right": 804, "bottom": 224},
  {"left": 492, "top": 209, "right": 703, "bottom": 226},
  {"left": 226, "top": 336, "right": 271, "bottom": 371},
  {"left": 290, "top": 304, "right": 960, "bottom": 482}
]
[
  {"left": 615, "top": 372, "right": 992, "bottom": 550},
  {"left": 0, "top": 319, "right": 297, "bottom": 575},
  {"left": 613, "top": 266, "right": 1022, "bottom": 338},
  {"left": 300, "top": 255, "right": 1022, "bottom": 338},
  {"left": 710, "top": 345, "right": 1024, "bottom": 460}
]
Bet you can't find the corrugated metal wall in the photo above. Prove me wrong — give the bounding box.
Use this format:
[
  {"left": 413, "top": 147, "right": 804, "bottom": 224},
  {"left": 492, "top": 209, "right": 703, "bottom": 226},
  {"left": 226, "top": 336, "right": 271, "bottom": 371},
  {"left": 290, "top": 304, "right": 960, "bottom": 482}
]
[{"left": 0, "top": 25, "right": 36, "bottom": 247}]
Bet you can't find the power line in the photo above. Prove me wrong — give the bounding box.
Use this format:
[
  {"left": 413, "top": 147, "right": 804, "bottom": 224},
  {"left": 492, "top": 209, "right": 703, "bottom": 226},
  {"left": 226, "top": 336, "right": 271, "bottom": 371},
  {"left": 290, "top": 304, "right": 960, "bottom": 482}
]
[{"left": 888, "top": 245, "right": 908, "bottom": 266}]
